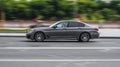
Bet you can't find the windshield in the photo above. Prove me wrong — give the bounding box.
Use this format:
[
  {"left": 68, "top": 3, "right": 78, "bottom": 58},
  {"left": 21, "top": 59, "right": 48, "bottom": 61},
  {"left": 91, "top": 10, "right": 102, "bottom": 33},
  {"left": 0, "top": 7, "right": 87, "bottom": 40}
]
[{"left": 49, "top": 21, "right": 61, "bottom": 27}]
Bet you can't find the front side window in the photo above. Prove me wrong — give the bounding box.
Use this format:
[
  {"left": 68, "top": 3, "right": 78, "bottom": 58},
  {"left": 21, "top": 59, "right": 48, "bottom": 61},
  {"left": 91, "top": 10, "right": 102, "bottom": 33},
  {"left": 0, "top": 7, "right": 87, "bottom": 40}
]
[
  {"left": 68, "top": 22, "right": 85, "bottom": 27},
  {"left": 56, "top": 22, "right": 68, "bottom": 28}
]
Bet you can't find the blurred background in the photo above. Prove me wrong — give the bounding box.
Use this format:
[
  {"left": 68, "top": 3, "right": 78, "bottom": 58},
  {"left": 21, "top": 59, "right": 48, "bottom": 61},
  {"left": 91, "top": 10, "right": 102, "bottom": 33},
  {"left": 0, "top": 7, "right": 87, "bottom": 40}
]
[{"left": 0, "top": 0, "right": 120, "bottom": 33}]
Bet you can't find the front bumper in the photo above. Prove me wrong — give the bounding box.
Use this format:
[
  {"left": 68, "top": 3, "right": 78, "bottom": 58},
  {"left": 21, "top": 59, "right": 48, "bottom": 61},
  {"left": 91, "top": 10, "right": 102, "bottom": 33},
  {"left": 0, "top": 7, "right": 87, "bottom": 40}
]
[
  {"left": 26, "top": 33, "right": 34, "bottom": 40},
  {"left": 26, "top": 29, "right": 36, "bottom": 40},
  {"left": 26, "top": 33, "right": 31, "bottom": 39}
]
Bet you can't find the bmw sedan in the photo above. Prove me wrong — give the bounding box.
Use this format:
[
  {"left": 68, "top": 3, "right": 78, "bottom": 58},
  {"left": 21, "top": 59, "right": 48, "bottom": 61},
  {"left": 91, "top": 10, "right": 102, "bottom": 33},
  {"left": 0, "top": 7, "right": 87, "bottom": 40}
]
[{"left": 26, "top": 20, "right": 99, "bottom": 42}]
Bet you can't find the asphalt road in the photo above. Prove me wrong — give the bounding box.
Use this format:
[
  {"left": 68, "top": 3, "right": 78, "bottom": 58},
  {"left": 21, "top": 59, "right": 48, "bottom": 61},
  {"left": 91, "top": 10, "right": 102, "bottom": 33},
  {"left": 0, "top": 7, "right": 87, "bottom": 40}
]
[
  {"left": 0, "top": 37, "right": 120, "bottom": 67},
  {"left": 1, "top": 61, "right": 120, "bottom": 67},
  {"left": 0, "top": 37, "right": 120, "bottom": 47}
]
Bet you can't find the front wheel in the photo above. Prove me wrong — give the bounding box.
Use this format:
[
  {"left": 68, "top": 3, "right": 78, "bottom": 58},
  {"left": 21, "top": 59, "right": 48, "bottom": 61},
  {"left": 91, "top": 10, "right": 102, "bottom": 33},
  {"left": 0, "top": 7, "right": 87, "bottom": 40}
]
[
  {"left": 78, "top": 33, "right": 90, "bottom": 42},
  {"left": 34, "top": 32, "right": 45, "bottom": 42}
]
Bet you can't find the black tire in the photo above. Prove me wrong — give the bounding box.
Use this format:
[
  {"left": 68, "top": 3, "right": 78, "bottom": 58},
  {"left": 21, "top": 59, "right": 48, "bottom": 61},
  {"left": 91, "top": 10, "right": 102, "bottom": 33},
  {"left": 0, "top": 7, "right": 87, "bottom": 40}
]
[
  {"left": 79, "top": 33, "right": 90, "bottom": 42},
  {"left": 34, "top": 32, "right": 45, "bottom": 42}
]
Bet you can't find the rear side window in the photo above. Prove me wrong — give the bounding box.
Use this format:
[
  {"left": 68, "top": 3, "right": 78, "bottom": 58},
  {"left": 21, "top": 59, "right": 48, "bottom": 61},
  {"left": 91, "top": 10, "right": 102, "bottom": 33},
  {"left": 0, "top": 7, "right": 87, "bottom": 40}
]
[{"left": 68, "top": 22, "right": 85, "bottom": 27}]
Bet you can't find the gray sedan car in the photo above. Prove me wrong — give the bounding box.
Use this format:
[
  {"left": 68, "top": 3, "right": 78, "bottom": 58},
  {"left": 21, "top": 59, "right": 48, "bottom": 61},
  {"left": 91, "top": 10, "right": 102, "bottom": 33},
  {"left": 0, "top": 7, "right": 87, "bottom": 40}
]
[{"left": 26, "top": 20, "right": 99, "bottom": 42}]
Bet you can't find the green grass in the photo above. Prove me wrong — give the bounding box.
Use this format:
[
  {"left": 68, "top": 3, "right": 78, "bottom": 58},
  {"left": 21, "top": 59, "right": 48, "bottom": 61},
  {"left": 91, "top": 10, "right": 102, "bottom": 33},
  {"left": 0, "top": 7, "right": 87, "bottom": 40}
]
[{"left": 0, "top": 29, "right": 27, "bottom": 33}]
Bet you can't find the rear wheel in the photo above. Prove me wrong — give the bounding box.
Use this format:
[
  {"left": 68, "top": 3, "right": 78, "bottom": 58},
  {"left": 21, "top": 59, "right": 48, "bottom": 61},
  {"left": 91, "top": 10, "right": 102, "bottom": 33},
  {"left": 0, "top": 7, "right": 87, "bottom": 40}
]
[
  {"left": 34, "top": 32, "right": 45, "bottom": 42},
  {"left": 79, "top": 33, "right": 90, "bottom": 42}
]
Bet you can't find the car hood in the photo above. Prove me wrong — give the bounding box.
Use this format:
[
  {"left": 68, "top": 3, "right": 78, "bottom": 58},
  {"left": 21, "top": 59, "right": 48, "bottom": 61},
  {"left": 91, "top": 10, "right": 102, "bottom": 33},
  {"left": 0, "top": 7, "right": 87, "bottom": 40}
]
[{"left": 33, "top": 27, "right": 50, "bottom": 31}]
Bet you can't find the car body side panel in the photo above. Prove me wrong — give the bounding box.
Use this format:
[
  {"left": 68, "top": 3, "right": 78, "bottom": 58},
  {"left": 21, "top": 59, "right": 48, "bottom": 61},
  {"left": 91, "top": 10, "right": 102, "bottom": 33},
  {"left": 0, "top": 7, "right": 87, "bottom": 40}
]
[
  {"left": 26, "top": 20, "right": 99, "bottom": 40},
  {"left": 26, "top": 27, "right": 99, "bottom": 40}
]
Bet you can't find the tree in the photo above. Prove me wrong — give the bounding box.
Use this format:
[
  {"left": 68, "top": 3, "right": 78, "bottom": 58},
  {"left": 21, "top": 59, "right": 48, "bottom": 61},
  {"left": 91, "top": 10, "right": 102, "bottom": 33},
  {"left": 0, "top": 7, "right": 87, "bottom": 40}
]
[
  {"left": 0, "top": 0, "right": 6, "bottom": 20},
  {"left": 0, "top": 0, "right": 17, "bottom": 20},
  {"left": 1, "top": 0, "right": 120, "bottom": 22}
]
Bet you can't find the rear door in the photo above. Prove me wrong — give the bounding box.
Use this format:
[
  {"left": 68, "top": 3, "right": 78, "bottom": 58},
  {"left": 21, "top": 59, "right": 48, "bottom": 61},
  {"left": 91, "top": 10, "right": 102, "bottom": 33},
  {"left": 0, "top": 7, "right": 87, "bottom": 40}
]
[{"left": 66, "top": 21, "right": 85, "bottom": 37}]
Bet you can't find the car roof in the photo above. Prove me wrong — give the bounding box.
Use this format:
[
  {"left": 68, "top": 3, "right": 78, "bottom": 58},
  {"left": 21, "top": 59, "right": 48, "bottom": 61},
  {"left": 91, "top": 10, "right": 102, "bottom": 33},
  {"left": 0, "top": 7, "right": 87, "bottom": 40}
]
[
  {"left": 60, "top": 20, "right": 81, "bottom": 22},
  {"left": 59, "top": 20, "right": 92, "bottom": 27},
  {"left": 59, "top": 20, "right": 85, "bottom": 24}
]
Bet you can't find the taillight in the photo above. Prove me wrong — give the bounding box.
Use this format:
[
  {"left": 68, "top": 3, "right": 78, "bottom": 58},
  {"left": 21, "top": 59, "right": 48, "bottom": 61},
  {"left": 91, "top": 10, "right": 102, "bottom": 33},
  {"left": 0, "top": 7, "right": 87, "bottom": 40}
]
[{"left": 94, "top": 28, "right": 99, "bottom": 31}]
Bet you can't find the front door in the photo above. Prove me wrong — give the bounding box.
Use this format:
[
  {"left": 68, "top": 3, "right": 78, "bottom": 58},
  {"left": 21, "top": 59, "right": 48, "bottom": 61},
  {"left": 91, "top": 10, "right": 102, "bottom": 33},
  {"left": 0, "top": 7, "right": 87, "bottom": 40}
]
[{"left": 49, "top": 21, "right": 69, "bottom": 37}]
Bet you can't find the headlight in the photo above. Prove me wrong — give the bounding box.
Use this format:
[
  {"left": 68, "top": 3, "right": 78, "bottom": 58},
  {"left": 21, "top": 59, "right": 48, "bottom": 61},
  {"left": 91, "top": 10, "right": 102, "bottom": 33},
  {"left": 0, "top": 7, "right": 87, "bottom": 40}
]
[{"left": 27, "top": 29, "right": 34, "bottom": 33}]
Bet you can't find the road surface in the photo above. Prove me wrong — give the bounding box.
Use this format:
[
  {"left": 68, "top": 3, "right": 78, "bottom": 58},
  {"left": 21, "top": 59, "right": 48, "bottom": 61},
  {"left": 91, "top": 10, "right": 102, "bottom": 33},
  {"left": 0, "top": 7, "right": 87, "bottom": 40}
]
[
  {"left": 0, "top": 37, "right": 120, "bottom": 47},
  {"left": 0, "top": 37, "right": 120, "bottom": 67}
]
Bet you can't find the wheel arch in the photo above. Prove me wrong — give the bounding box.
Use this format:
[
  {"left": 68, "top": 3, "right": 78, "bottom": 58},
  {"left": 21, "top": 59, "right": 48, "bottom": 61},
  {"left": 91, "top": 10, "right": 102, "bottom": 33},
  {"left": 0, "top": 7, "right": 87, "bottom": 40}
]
[
  {"left": 33, "top": 31, "right": 46, "bottom": 39},
  {"left": 79, "top": 32, "right": 91, "bottom": 39}
]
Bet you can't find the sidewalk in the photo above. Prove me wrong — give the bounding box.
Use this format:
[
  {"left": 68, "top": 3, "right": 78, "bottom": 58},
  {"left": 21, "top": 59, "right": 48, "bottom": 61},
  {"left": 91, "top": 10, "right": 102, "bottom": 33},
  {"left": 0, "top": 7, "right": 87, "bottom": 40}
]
[
  {"left": 0, "top": 33, "right": 25, "bottom": 37},
  {"left": 0, "top": 29, "right": 120, "bottom": 38},
  {"left": 99, "top": 29, "right": 120, "bottom": 38}
]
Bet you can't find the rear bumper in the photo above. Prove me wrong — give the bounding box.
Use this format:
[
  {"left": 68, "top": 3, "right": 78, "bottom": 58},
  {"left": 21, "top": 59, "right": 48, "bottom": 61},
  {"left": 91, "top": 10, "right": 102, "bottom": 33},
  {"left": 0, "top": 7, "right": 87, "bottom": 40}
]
[{"left": 90, "top": 31, "right": 99, "bottom": 39}]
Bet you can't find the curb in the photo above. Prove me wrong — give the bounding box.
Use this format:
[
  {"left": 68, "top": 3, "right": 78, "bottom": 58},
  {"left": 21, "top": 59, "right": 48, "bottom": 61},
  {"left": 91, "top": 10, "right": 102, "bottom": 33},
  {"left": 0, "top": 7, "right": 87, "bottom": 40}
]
[
  {"left": 0, "top": 35, "right": 25, "bottom": 37},
  {"left": 0, "top": 33, "right": 25, "bottom": 37}
]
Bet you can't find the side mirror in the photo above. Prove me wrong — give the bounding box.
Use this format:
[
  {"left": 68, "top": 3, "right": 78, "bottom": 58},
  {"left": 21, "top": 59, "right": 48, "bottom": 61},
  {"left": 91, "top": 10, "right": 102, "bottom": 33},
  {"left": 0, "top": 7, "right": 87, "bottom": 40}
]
[{"left": 52, "top": 26, "right": 57, "bottom": 28}]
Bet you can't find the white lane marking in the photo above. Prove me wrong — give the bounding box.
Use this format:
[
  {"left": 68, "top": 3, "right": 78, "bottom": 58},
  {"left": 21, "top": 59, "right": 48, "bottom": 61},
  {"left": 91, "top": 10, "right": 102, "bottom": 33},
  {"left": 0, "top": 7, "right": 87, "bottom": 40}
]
[
  {"left": 0, "top": 47, "right": 120, "bottom": 50},
  {"left": 0, "top": 59, "right": 120, "bottom": 61}
]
